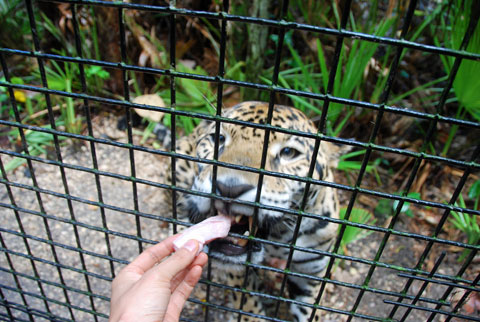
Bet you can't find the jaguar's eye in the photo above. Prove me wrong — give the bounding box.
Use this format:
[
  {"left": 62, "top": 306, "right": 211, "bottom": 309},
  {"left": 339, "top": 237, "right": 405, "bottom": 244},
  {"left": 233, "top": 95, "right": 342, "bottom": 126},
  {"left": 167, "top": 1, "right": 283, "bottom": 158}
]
[
  {"left": 279, "top": 147, "right": 301, "bottom": 160},
  {"left": 210, "top": 133, "right": 226, "bottom": 144}
]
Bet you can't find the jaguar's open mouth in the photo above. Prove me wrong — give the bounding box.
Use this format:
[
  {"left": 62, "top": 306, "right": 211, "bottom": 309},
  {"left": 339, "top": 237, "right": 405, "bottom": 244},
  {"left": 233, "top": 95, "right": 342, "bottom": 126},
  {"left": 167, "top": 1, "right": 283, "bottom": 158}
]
[{"left": 209, "top": 214, "right": 261, "bottom": 256}]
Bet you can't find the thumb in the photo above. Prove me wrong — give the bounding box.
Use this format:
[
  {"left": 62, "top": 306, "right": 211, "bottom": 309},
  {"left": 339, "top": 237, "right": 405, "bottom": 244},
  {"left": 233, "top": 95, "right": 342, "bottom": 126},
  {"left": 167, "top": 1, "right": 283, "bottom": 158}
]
[{"left": 156, "top": 239, "right": 199, "bottom": 280}]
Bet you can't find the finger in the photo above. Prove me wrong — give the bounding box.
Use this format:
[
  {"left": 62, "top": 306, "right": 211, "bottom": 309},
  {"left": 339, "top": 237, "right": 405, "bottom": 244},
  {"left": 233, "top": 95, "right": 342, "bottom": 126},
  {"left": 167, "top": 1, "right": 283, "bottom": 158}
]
[
  {"left": 155, "top": 239, "right": 199, "bottom": 280},
  {"left": 193, "top": 252, "right": 208, "bottom": 268},
  {"left": 163, "top": 265, "right": 204, "bottom": 322},
  {"left": 170, "top": 269, "right": 189, "bottom": 292},
  {"left": 169, "top": 252, "right": 208, "bottom": 291},
  {"left": 122, "top": 234, "right": 179, "bottom": 275},
  {"left": 185, "top": 251, "right": 208, "bottom": 269}
]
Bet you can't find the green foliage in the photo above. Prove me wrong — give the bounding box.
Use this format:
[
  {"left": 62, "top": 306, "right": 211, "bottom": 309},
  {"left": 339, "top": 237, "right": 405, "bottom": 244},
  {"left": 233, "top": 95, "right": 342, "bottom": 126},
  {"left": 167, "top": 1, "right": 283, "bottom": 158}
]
[
  {"left": 0, "top": 77, "right": 9, "bottom": 117},
  {"left": 261, "top": 15, "right": 394, "bottom": 137},
  {"left": 338, "top": 207, "right": 376, "bottom": 254},
  {"left": 468, "top": 180, "right": 480, "bottom": 210},
  {"left": 0, "top": 0, "right": 40, "bottom": 49},
  {"left": 85, "top": 65, "right": 110, "bottom": 80},
  {"left": 321, "top": 19, "right": 394, "bottom": 131},
  {"left": 25, "top": 13, "right": 110, "bottom": 133},
  {"left": 1, "top": 10, "right": 110, "bottom": 135},
  {"left": 3, "top": 124, "right": 67, "bottom": 172},
  {"left": 449, "top": 195, "right": 480, "bottom": 261},
  {"left": 374, "top": 192, "right": 421, "bottom": 218},
  {"left": 0, "top": 77, "right": 36, "bottom": 119},
  {"left": 431, "top": 0, "right": 480, "bottom": 156},
  {"left": 392, "top": 192, "right": 421, "bottom": 218},
  {"left": 39, "top": 10, "right": 110, "bottom": 95},
  {"left": 436, "top": 0, "right": 480, "bottom": 119},
  {"left": 159, "top": 64, "right": 216, "bottom": 135},
  {"left": 30, "top": 51, "right": 110, "bottom": 134},
  {"left": 337, "top": 149, "right": 382, "bottom": 185},
  {"left": 286, "top": 0, "right": 334, "bottom": 28}
]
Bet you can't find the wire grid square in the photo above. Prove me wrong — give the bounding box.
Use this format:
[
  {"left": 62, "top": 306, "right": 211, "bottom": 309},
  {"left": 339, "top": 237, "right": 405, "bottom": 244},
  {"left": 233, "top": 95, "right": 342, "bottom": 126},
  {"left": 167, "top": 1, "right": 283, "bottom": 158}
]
[{"left": 0, "top": 0, "right": 479, "bottom": 321}]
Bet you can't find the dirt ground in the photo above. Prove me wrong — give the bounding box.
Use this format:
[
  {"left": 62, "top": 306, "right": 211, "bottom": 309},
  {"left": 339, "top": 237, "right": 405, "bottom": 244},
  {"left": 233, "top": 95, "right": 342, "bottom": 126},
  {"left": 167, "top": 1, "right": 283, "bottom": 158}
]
[{"left": 0, "top": 115, "right": 478, "bottom": 322}]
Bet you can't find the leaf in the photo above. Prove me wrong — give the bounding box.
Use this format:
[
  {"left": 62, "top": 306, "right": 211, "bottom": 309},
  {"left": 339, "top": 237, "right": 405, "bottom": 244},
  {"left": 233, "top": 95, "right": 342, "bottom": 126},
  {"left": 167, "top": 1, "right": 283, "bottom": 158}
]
[
  {"left": 441, "top": 0, "right": 480, "bottom": 120},
  {"left": 392, "top": 192, "right": 420, "bottom": 216},
  {"left": 176, "top": 64, "right": 212, "bottom": 104},
  {"left": 132, "top": 94, "right": 165, "bottom": 122},
  {"left": 468, "top": 180, "right": 480, "bottom": 199},
  {"left": 85, "top": 65, "right": 110, "bottom": 80},
  {"left": 4, "top": 157, "right": 27, "bottom": 172},
  {"left": 10, "top": 77, "right": 24, "bottom": 85},
  {"left": 339, "top": 207, "right": 376, "bottom": 247}
]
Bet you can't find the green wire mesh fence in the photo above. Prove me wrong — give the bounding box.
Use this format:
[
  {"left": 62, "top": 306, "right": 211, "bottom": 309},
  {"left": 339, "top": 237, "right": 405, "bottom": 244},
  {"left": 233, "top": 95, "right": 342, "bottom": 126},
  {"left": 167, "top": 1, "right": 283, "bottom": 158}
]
[{"left": 1, "top": 0, "right": 480, "bottom": 321}]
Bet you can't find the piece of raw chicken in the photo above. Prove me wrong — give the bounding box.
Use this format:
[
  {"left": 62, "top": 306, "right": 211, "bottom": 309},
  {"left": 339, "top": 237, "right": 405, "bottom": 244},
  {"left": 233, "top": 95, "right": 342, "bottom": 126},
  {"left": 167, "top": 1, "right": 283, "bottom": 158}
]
[{"left": 173, "top": 215, "right": 231, "bottom": 254}]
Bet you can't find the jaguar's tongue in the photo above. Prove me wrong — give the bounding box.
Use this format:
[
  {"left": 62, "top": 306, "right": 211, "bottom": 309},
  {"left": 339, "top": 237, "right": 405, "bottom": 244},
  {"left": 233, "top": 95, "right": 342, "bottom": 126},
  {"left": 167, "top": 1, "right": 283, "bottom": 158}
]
[{"left": 172, "top": 214, "right": 231, "bottom": 253}]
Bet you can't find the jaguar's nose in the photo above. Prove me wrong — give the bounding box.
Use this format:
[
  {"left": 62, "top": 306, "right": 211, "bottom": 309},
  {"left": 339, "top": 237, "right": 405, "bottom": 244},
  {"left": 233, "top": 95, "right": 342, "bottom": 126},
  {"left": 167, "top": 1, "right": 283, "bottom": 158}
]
[
  {"left": 216, "top": 181, "right": 254, "bottom": 199},
  {"left": 214, "top": 181, "right": 255, "bottom": 216}
]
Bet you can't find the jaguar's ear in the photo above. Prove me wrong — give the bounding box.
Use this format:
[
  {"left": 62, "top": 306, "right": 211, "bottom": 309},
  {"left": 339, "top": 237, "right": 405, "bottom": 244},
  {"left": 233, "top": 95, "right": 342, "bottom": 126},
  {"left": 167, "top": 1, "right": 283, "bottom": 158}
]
[{"left": 323, "top": 142, "right": 353, "bottom": 168}]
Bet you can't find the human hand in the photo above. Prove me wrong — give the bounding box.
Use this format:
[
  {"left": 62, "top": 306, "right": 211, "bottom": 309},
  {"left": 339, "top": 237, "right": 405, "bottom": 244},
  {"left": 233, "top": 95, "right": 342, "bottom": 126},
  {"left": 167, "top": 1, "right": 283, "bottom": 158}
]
[{"left": 109, "top": 235, "right": 208, "bottom": 322}]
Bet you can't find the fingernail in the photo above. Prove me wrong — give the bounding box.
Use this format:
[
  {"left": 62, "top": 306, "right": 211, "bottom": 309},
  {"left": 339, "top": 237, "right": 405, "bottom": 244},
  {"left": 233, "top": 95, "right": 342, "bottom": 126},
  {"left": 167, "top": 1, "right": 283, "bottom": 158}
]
[{"left": 183, "top": 239, "right": 198, "bottom": 253}]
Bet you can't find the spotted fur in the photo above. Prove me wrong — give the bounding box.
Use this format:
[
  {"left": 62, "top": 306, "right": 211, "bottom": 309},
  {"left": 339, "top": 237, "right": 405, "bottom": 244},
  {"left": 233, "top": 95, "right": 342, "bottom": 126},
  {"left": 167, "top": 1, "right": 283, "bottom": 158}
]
[{"left": 164, "top": 102, "right": 340, "bottom": 321}]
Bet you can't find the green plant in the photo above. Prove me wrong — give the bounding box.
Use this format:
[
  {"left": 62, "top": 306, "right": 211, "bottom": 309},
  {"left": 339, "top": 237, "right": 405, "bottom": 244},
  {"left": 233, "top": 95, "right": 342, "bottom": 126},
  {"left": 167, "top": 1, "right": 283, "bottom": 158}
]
[
  {"left": 3, "top": 124, "right": 67, "bottom": 172},
  {"left": 440, "top": 0, "right": 480, "bottom": 119},
  {"left": 0, "top": 0, "right": 41, "bottom": 49},
  {"left": 431, "top": 0, "right": 480, "bottom": 156},
  {"left": 392, "top": 192, "right": 421, "bottom": 217},
  {"left": 383, "top": 2, "right": 448, "bottom": 106},
  {"left": 337, "top": 149, "right": 382, "bottom": 185},
  {"left": 40, "top": 10, "right": 109, "bottom": 92},
  {"left": 0, "top": 77, "right": 11, "bottom": 117},
  {"left": 338, "top": 207, "right": 376, "bottom": 255},
  {"left": 449, "top": 195, "right": 480, "bottom": 261},
  {"left": 374, "top": 191, "right": 422, "bottom": 218},
  {"left": 286, "top": 0, "right": 334, "bottom": 28},
  {"left": 317, "top": 19, "right": 394, "bottom": 134},
  {"left": 28, "top": 47, "right": 110, "bottom": 134},
  {"left": 159, "top": 64, "right": 216, "bottom": 135},
  {"left": 261, "top": 16, "right": 394, "bottom": 137},
  {"left": 34, "top": 58, "right": 75, "bottom": 134},
  {"left": 469, "top": 179, "right": 480, "bottom": 210},
  {"left": 0, "top": 10, "right": 111, "bottom": 135},
  {"left": 0, "top": 76, "right": 38, "bottom": 119}
]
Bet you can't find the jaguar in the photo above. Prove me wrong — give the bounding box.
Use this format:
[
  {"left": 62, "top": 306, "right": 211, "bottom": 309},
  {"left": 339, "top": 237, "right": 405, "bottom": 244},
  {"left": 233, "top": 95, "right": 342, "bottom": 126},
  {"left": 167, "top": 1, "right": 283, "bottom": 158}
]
[{"left": 164, "top": 101, "right": 342, "bottom": 321}]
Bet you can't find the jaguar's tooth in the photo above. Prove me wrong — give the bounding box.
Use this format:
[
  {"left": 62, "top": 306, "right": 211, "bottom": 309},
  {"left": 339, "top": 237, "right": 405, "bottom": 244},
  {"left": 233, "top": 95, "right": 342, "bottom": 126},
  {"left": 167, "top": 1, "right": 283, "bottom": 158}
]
[
  {"left": 237, "top": 238, "right": 248, "bottom": 247},
  {"left": 235, "top": 215, "right": 243, "bottom": 223},
  {"left": 248, "top": 216, "right": 253, "bottom": 233}
]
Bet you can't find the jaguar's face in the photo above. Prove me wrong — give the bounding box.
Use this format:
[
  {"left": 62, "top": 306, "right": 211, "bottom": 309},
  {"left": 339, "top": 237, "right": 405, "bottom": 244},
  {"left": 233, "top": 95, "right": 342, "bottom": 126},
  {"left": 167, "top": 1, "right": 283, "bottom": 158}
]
[{"left": 182, "top": 103, "right": 329, "bottom": 266}]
